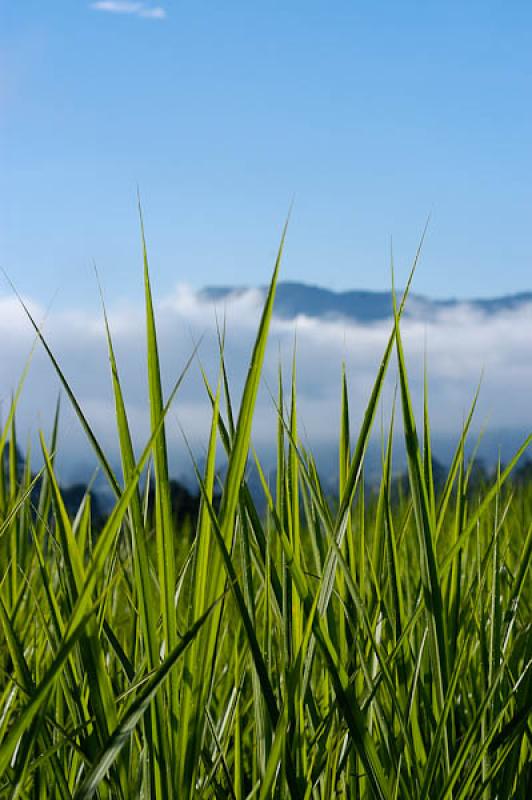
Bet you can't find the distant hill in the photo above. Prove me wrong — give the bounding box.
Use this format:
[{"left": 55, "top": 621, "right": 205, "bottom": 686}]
[{"left": 200, "top": 282, "right": 532, "bottom": 324}]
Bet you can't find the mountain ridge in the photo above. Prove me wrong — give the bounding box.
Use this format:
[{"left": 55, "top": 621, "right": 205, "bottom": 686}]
[{"left": 200, "top": 282, "right": 532, "bottom": 324}]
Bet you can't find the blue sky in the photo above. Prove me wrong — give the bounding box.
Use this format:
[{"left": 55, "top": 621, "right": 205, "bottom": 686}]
[{"left": 1, "top": 1, "right": 532, "bottom": 309}]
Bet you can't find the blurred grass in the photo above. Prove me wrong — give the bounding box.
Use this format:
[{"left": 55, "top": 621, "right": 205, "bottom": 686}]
[{"left": 0, "top": 220, "right": 530, "bottom": 799}]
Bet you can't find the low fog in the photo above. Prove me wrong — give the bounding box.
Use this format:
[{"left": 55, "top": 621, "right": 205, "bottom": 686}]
[{"left": 1, "top": 283, "right": 530, "bottom": 487}]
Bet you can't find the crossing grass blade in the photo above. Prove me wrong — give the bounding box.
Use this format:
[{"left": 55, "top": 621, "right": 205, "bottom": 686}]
[
  {"left": 0, "top": 611, "right": 91, "bottom": 780},
  {"left": 74, "top": 599, "right": 220, "bottom": 800},
  {"left": 3, "top": 274, "right": 122, "bottom": 497}
]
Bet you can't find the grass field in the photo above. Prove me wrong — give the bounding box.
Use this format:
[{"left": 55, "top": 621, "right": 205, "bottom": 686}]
[{"left": 0, "top": 223, "right": 530, "bottom": 799}]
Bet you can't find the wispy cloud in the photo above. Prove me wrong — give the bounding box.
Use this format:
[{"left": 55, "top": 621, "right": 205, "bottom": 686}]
[{"left": 90, "top": 2, "right": 166, "bottom": 19}]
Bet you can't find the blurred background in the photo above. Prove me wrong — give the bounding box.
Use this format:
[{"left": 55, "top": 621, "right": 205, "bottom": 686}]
[{"left": 1, "top": 1, "right": 531, "bottom": 487}]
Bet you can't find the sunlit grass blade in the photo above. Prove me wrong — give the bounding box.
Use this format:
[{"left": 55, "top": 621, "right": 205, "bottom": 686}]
[
  {"left": 392, "top": 276, "right": 451, "bottom": 772},
  {"left": 138, "top": 199, "right": 181, "bottom": 790},
  {"left": 176, "top": 374, "right": 221, "bottom": 795},
  {"left": 97, "top": 270, "right": 170, "bottom": 797}
]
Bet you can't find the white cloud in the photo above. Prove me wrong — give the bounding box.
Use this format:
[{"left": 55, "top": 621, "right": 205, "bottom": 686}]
[
  {"left": 0, "top": 286, "right": 530, "bottom": 482},
  {"left": 90, "top": 2, "right": 166, "bottom": 19}
]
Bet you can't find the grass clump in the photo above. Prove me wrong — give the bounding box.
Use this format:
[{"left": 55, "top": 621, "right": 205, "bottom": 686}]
[{"left": 0, "top": 221, "right": 530, "bottom": 799}]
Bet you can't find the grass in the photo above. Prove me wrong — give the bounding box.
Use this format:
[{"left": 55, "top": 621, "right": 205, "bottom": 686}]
[{"left": 0, "top": 219, "right": 530, "bottom": 798}]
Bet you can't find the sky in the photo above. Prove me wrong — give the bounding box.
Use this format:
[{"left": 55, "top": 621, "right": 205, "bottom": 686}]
[
  {"left": 0, "top": 1, "right": 531, "bottom": 480},
  {"left": 1, "top": 1, "right": 532, "bottom": 309}
]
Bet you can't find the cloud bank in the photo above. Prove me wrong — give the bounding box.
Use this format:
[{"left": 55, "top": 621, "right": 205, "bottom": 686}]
[
  {"left": 0, "top": 285, "right": 530, "bottom": 483},
  {"left": 90, "top": 2, "right": 166, "bottom": 19}
]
